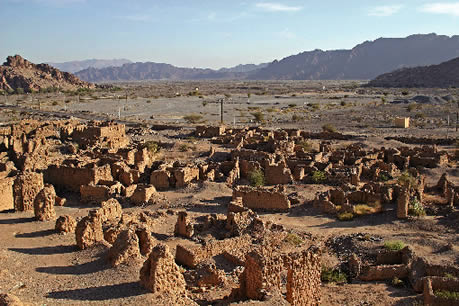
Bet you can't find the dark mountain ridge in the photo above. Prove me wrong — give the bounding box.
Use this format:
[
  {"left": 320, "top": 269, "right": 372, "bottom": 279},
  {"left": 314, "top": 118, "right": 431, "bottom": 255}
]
[{"left": 366, "top": 56, "right": 459, "bottom": 88}]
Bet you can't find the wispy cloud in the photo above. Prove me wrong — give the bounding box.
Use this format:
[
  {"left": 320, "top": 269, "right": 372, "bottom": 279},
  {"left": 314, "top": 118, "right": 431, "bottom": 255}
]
[
  {"left": 277, "top": 28, "right": 297, "bottom": 39},
  {"left": 420, "top": 2, "right": 459, "bottom": 16},
  {"left": 255, "top": 2, "right": 303, "bottom": 12},
  {"left": 368, "top": 5, "right": 403, "bottom": 16}
]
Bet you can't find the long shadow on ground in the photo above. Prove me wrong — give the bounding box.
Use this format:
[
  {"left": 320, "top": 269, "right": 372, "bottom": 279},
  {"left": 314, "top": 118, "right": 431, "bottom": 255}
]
[
  {"left": 9, "top": 245, "right": 76, "bottom": 255},
  {"left": 15, "top": 229, "right": 56, "bottom": 238},
  {"left": 46, "top": 281, "right": 148, "bottom": 301},
  {"left": 0, "top": 217, "right": 35, "bottom": 225},
  {"left": 36, "top": 257, "right": 108, "bottom": 275}
]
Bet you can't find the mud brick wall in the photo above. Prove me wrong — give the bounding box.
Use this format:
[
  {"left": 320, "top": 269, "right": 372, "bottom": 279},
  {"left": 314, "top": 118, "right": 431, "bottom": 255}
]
[
  {"left": 233, "top": 186, "right": 291, "bottom": 211},
  {"left": 285, "top": 248, "right": 322, "bottom": 306},
  {"left": 45, "top": 164, "right": 112, "bottom": 192},
  {"left": 0, "top": 177, "right": 14, "bottom": 211},
  {"left": 13, "top": 171, "right": 44, "bottom": 211},
  {"left": 175, "top": 235, "right": 252, "bottom": 268}
]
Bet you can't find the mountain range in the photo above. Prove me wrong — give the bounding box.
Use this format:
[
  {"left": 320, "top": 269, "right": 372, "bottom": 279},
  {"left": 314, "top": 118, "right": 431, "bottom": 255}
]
[
  {"left": 47, "top": 59, "right": 132, "bottom": 73},
  {"left": 73, "top": 33, "right": 459, "bottom": 82}
]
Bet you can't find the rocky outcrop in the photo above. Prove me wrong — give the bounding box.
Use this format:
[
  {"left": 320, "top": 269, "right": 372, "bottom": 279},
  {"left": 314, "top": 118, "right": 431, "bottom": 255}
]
[{"left": 0, "top": 55, "right": 95, "bottom": 93}]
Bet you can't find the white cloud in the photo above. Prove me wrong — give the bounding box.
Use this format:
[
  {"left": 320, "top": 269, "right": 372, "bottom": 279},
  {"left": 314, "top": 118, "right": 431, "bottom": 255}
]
[
  {"left": 277, "top": 28, "right": 296, "bottom": 39},
  {"left": 420, "top": 2, "right": 459, "bottom": 16},
  {"left": 255, "top": 2, "right": 302, "bottom": 12},
  {"left": 368, "top": 5, "right": 403, "bottom": 17}
]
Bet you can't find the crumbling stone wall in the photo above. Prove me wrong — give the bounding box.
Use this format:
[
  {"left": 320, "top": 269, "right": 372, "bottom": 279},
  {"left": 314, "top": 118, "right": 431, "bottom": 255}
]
[
  {"left": 45, "top": 164, "right": 112, "bottom": 192},
  {"left": 174, "top": 212, "right": 194, "bottom": 238},
  {"left": 13, "top": 171, "right": 44, "bottom": 211},
  {"left": 0, "top": 177, "right": 14, "bottom": 211},
  {"left": 34, "top": 184, "right": 56, "bottom": 221},
  {"left": 233, "top": 185, "right": 291, "bottom": 211},
  {"left": 72, "top": 121, "right": 129, "bottom": 149},
  {"left": 235, "top": 245, "right": 322, "bottom": 305},
  {"left": 175, "top": 235, "right": 253, "bottom": 268},
  {"left": 265, "top": 161, "right": 293, "bottom": 185},
  {"left": 140, "top": 244, "right": 187, "bottom": 296}
]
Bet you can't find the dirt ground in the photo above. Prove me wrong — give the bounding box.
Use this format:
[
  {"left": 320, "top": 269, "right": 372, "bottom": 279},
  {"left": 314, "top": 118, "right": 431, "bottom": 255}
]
[{"left": 0, "top": 81, "right": 458, "bottom": 305}]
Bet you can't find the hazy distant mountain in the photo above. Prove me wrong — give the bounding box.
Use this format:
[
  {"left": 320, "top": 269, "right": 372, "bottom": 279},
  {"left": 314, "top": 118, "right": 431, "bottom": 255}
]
[
  {"left": 48, "top": 59, "right": 132, "bottom": 73},
  {"left": 75, "top": 62, "right": 248, "bottom": 82},
  {"left": 250, "top": 34, "right": 459, "bottom": 80},
  {"left": 366, "top": 56, "right": 459, "bottom": 88},
  {"left": 218, "top": 63, "right": 268, "bottom": 73},
  {"left": 75, "top": 34, "right": 459, "bottom": 82}
]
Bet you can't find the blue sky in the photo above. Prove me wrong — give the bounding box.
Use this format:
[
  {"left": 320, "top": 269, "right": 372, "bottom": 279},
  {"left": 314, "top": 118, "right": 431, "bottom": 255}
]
[{"left": 0, "top": 0, "right": 458, "bottom": 69}]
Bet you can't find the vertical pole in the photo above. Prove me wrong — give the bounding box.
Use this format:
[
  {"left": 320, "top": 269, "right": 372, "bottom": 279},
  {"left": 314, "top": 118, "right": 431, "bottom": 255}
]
[
  {"left": 220, "top": 99, "right": 224, "bottom": 124},
  {"left": 446, "top": 115, "right": 450, "bottom": 139}
]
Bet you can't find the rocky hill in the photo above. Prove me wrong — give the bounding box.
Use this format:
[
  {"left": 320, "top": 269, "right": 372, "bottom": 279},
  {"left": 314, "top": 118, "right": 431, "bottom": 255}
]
[
  {"left": 366, "top": 56, "right": 459, "bottom": 88},
  {"left": 250, "top": 34, "right": 459, "bottom": 80},
  {"left": 47, "top": 59, "right": 132, "bottom": 73},
  {"left": 0, "top": 55, "right": 95, "bottom": 93}
]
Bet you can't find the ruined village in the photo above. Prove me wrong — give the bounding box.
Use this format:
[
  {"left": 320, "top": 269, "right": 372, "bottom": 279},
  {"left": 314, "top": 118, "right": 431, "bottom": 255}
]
[{"left": 0, "top": 54, "right": 458, "bottom": 306}]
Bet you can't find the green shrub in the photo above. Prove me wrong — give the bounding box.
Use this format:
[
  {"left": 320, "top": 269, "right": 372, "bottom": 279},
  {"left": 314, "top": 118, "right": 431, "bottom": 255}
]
[
  {"left": 288, "top": 103, "right": 296, "bottom": 108},
  {"left": 397, "top": 172, "right": 416, "bottom": 189},
  {"left": 248, "top": 169, "right": 265, "bottom": 187},
  {"left": 224, "top": 93, "right": 231, "bottom": 99},
  {"left": 401, "top": 90, "right": 409, "bottom": 96},
  {"left": 391, "top": 277, "right": 404, "bottom": 287},
  {"left": 407, "top": 104, "right": 416, "bottom": 112},
  {"left": 415, "top": 112, "right": 426, "bottom": 119},
  {"left": 337, "top": 212, "right": 354, "bottom": 221},
  {"left": 52, "top": 101, "right": 59, "bottom": 106},
  {"left": 15, "top": 88, "right": 24, "bottom": 94},
  {"left": 299, "top": 140, "right": 313, "bottom": 152},
  {"left": 311, "top": 170, "right": 326, "bottom": 183},
  {"left": 291, "top": 114, "right": 302, "bottom": 122},
  {"left": 322, "top": 124, "right": 337, "bottom": 133},
  {"left": 202, "top": 101, "right": 208, "bottom": 107},
  {"left": 143, "top": 141, "right": 160, "bottom": 154},
  {"left": 340, "top": 101, "right": 346, "bottom": 106},
  {"left": 321, "top": 267, "right": 347, "bottom": 283},
  {"left": 379, "top": 173, "right": 391, "bottom": 182},
  {"left": 444, "top": 273, "right": 456, "bottom": 280},
  {"left": 384, "top": 240, "right": 405, "bottom": 251},
  {"left": 284, "top": 233, "right": 303, "bottom": 246},
  {"left": 178, "top": 143, "right": 190, "bottom": 152},
  {"left": 183, "top": 114, "right": 203, "bottom": 124},
  {"left": 434, "top": 290, "right": 459, "bottom": 300},
  {"left": 409, "top": 198, "right": 426, "bottom": 217},
  {"left": 251, "top": 111, "right": 265, "bottom": 123}
]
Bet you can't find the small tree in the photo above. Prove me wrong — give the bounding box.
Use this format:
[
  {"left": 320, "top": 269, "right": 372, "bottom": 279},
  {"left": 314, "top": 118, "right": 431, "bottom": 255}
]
[{"left": 248, "top": 169, "right": 265, "bottom": 187}]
